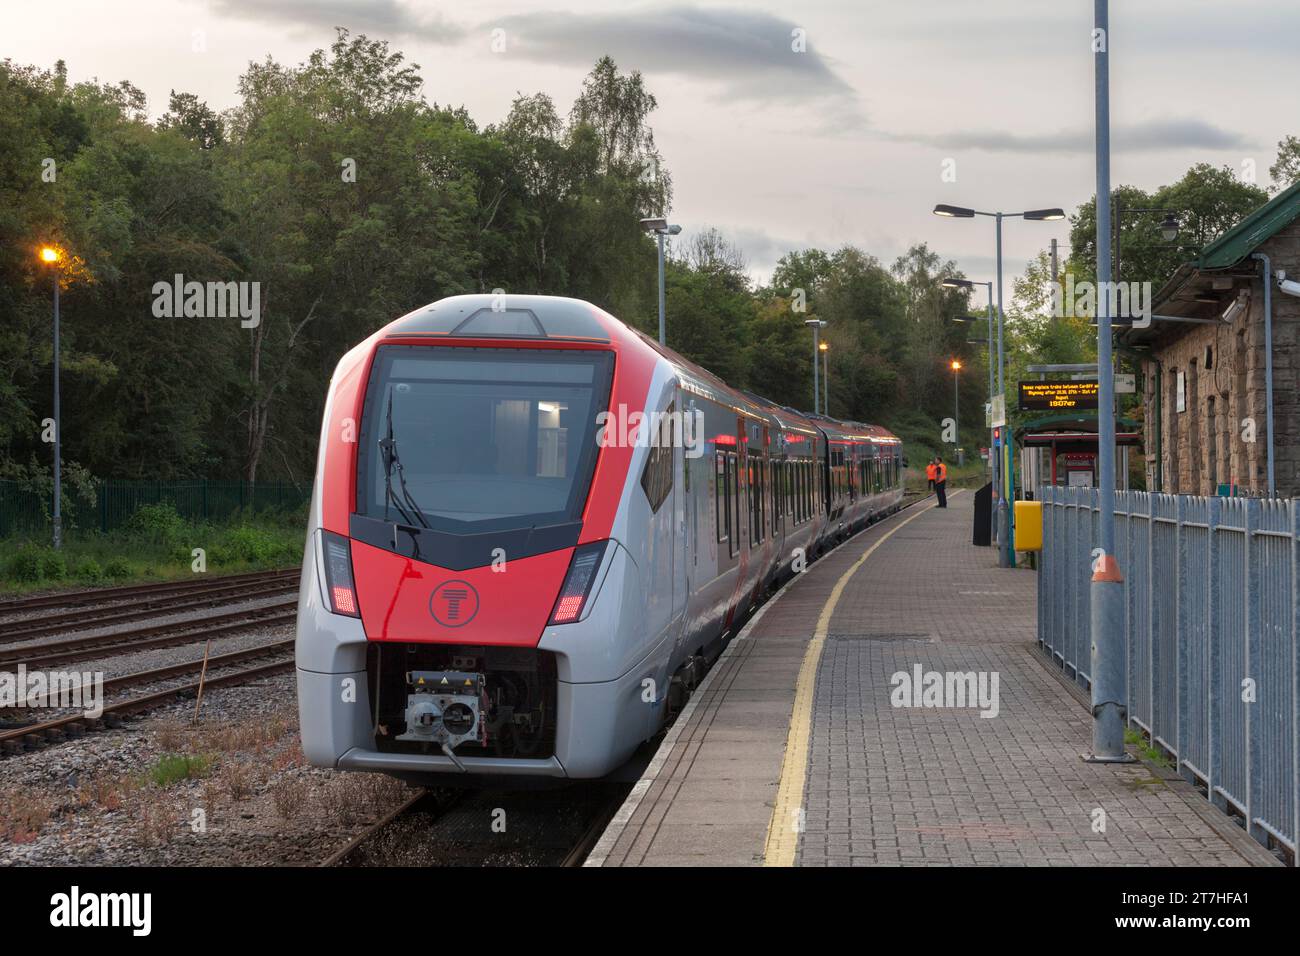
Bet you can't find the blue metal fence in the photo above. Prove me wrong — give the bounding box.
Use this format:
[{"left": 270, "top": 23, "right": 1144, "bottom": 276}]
[{"left": 1039, "top": 486, "right": 1298, "bottom": 862}]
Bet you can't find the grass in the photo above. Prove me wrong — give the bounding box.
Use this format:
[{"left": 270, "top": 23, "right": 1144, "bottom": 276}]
[
  {"left": 1124, "top": 726, "right": 1174, "bottom": 770},
  {"left": 145, "top": 753, "right": 215, "bottom": 788},
  {"left": 0, "top": 504, "right": 304, "bottom": 595}
]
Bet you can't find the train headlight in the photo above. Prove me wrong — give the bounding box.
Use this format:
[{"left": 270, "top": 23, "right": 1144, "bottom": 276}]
[
  {"left": 548, "top": 540, "right": 610, "bottom": 625},
  {"left": 321, "top": 530, "right": 361, "bottom": 618}
]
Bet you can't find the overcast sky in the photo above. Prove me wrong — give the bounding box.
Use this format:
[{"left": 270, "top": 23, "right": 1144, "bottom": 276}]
[{"left": 7, "top": 0, "right": 1297, "bottom": 291}]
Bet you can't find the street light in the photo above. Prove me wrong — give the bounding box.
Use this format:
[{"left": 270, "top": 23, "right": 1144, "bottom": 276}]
[
  {"left": 951, "top": 357, "right": 962, "bottom": 422},
  {"left": 933, "top": 203, "right": 1063, "bottom": 567},
  {"left": 640, "top": 217, "right": 682, "bottom": 346},
  {"left": 804, "top": 319, "right": 826, "bottom": 414},
  {"left": 819, "top": 341, "right": 829, "bottom": 415},
  {"left": 944, "top": 278, "right": 998, "bottom": 504},
  {"left": 38, "top": 245, "right": 63, "bottom": 550}
]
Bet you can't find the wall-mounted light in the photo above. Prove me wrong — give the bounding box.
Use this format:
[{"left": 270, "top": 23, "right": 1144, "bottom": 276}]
[{"left": 1221, "top": 290, "right": 1249, "bottom": 323}]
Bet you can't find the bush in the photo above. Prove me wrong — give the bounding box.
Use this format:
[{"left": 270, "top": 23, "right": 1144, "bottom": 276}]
[
  {"left": 222, "top": 525, "right": 279, "bottom": 564},
  {"left": 5, "top": 551, "right": 42, "bottom": 583},
  {"left": 103, "top": 557, "right": 133, "bottom": 579},
  {"left": 73, "top": 557, "right": 103, "bottom": 582},
  {"left": 124, "top": 502, "right": 187, "bottom": 546},
  {"left": 39, "top": 551, "right": 67, "bottom": 581}
]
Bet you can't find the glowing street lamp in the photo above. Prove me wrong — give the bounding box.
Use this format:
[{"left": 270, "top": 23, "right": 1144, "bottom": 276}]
[
  {"left": 38, "top": 245, "right": 64, "bottom": 549},
  {"left": 804, "top": 318, "right": 827, "bottom": 414},
  {"left": 950, "top": 359, "right": 962, "bottom": 442},
  {"left": 819, "top": 340, "right": 829, "bottom": 415}
]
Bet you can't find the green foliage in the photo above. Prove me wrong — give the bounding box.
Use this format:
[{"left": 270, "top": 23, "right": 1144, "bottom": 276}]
[
  {"left": 0, "top": 36, "right": 663, "bottom": 487},
  {"left": 146, "top": 753, "right": 213, "bottom": 787},
  {"left": 1269, "top": 135, "right": 1300, "bottom": 193},
  {"left": 102, "top": 557, "right": 133, "bottom": 579},
  {"left": 124, "top": 502, "right": 187, "bottom": 545},
  {"left": 72, "top": 556, "right": 103, "bottom": 582},
  {"left": 38, "top": 550, "right": 67, "bottom": 580},
  {"left": 5, "top": 550, "right": 43, "bottom": 583},
  {"left": 214, "top": 525, "right": 279, "bottom": 565}
]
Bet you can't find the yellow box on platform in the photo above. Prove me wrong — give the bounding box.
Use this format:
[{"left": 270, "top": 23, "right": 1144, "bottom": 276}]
[{"left": 1015, "top": 501, "right": 1043, "bottom": 552}]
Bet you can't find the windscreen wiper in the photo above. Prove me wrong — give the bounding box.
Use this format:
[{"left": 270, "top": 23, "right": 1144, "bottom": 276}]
[{"left": 378, "top": 389, "right": 430, "bottom": 551}]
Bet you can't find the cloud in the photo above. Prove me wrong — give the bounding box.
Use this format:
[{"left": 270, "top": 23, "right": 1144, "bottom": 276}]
[
  {"left": 890, "top": 118, "right": 1253, "bottom": 154},
  {"left": 208, "top": 0, "right": 464, "bottom": 41},
  {"left": 489, "top": 7, "right": 856, "bottom": 104}
]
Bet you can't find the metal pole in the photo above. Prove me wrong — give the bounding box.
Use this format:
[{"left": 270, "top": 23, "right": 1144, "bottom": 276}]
[
  {"left": 996, "top": 213, "right": 1009, "bottom": 567},
  {"left": 1251, "top": 252, "right": 1276, "bottom": 496},
  {"left": 987, "top": 287, "right": 995, "bottom": 487},
  {"left": 1088, "top": 0, "right": 1130, "bottom": 763},
  {"left": 656, "top": 231, "right": 666, "bottom": 346},
  {"left": 822, "top": 347, "right": 829, "bottom": 416},
  {"left": 954, "top": 365, "right": 960, "bottom": 437},
  {"left": 52, "top": 271, "right": 62, "bottom": 551},
  {"left": 812, "top": 324, "right": 821, "bottom": 415}
]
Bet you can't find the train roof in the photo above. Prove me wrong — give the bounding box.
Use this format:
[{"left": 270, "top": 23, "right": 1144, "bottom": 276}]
[
  {"left": 382, "top": 294, "right": 613, "bottom": 343},
  {"left": 377, "top": 294, "right": 899, "bottom": 444}
]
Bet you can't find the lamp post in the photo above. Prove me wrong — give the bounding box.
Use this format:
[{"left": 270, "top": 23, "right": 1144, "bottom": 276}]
[
  {"left": 39, "top": 245, "right": 63, "bottom": 550},
  {"left": 944, "top": 279, "right": 995, "bottom": 489},
  {"left": 1087, "top": 0, "right": 1131, "bottom": 763},
  {"left": 805, "top": 319, "right": 826, "bottom": 414},
  {"left": 933, "top": 203, "right": 1065, "bottom": 567},
  {"left": 819, "top": 341, "right": 829, "bottom": 415},
  {"left": 1114, "top": 202, "right": 1183, "bottom": 285},
  {"left": 951, "top": 359, "right": 962, "bottom": 433},
  {"left": 640, "top": 217, "right": 682, "bottom": 346}
]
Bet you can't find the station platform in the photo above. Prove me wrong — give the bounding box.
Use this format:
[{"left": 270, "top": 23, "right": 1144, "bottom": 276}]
[{"left": 588, "top": 491, "right": 1279, "bottom": 867}]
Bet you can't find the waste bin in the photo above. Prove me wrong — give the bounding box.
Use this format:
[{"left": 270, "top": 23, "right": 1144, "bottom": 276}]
[
  {"left": 1014, "top": 500, "right": 1042, "bottom": 552},
  {"left": 972, "top": 481, "right": 992, "bottom": 547}
]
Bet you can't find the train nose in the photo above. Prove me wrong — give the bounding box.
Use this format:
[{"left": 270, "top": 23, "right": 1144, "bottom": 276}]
[{"left": 348, "top": 539, "right": 597, "bottom": 646}]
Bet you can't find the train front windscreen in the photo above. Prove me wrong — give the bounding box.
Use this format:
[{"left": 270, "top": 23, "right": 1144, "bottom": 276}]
[{"left": 356, "top": 346, "right": 614, "bottom": 535}]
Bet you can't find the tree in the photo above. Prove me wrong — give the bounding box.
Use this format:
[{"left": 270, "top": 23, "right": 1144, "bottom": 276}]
[
  {"left": 157, "top": 91, "right": 224, "bottom": 149},
  {"left": 1269, "top": 135, "right": 1300, "bottom": 193},
  {"left": 1069, "top": 163, "right": 1268, "bottom": 289}
]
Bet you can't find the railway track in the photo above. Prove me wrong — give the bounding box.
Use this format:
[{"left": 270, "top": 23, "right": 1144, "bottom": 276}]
[
  {"left": 0, "top": 600, "right": 297, "bottom": 669},
  {"left": 5, "top": 639, "right": 295, "bottom": 710},
  {"left": 0, "top": 567, "right": 299, "bottom": 615},
  {"left": 0, "top": 578, "right": 299, "bottom": 642},
  {"left": 320, "top": 784, "right": 631, "bottom": 868},
  {"left": 0, "top": 653, "right": 294, "bottom": 755}
]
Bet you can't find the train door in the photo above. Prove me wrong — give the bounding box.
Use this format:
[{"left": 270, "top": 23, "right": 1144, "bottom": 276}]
[
  {"left": 642, "top": 391, "right": 678, "bottom": 644},
  {"left": 672, "top": 395, "right": 687, "bottom": 623}
]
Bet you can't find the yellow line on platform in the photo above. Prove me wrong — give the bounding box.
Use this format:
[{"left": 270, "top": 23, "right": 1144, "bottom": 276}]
[{"left": 761, "top": 491, "right": 961, "bottom": 866}]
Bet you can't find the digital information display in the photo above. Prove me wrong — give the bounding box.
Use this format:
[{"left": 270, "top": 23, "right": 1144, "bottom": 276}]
[{"left": 1019, "top": 380, "right": 1100, "bottom": 411}]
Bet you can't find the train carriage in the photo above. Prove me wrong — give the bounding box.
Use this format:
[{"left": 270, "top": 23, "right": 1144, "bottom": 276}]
[{"left": 296, "top": 294, "right": 904, "bottom": 783}]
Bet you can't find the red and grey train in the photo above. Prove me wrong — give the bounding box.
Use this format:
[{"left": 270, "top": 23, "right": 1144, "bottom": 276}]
[{"left": 296, "top": 294, "right": 904, "bottom": 783}]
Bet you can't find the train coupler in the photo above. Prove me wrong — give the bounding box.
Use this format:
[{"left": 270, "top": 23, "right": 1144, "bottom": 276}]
[{"left": 395, "top": 670, "right": 489, "bottom": 768}]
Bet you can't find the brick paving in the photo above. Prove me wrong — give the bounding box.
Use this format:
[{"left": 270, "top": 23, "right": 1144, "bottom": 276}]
[{"left": 591, "top": 494, "right": 1278, "bottom": 867}]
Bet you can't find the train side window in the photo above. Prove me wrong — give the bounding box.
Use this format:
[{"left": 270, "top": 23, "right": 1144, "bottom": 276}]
[
  {"left": 773, "top": 460, "right": 782, "bottom": 522},
  {"left": 640, "top": 407, "right": 673, "bottom": 513},
  {"left": 730, "top": 452, "right": 741, "bottom": 556},
  {"left": 715, "top": 451, "right": 728, "bottom": 544},
  {"left": 790, "top": 463, "right": 800, "bottom": 522},
  {"left": 749, "top": 451, "right": 765, "bottom": 548}
]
